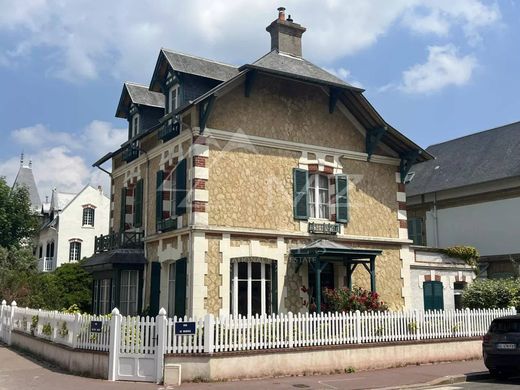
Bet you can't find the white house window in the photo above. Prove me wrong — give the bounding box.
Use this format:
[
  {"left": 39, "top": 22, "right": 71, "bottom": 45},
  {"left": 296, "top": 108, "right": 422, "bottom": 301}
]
[
  {"left": 120, "top": 270, "right": 138, "bottom": 316},
  {"left": 308, "top": 174, "right": 330, "bottom": 219},
  {"left": 82, "top": 207, "right": 95, "bottom": 226},
  {"left": 132, "top": 114, "right": 140, "bottom": 137},
  {"left": 99, "top": 279, "right": 111, "bottom": 315},
  {"left": 168, "top": 86, "right": 179, "bottom": 113},
  {"left": 168, "top": 263, "right": 176, "bottom": 316},
  {"left": 69, "top": 241, "right": 81, "bottom": 261},
  {"left": 230, "top": 261, "right": 271, "bottom": 317}
]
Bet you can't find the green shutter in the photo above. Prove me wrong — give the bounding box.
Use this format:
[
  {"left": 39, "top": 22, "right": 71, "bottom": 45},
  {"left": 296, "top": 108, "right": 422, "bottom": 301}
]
[
  {"left": 149, "top": 262, "right": 161, "bottom": 316},
  {"left": 120, "top": 187, "right": 127, "bottom": 232},
  {"left": 174, "top": 258, "right": 187, "bottom": 318},
  {"left": 175, "top": 159, "right": 187, "bottom": 215},
  {"left": 156, "top": 170, "right": 164, "bottom": 229},
  {"left": 134, "top": 179, "right": 143, "bottom": 228},
  {"left": 271, "top": 261, "right": 278, "bottom": 314},
  {"left": 424, "top": 281, "right": 444, "bottom": 311},
  {"left": 335, "top": 174, "right": 349, "bottom": 223},
  {"left": 293, "top": 168, "right": 309, "bottom": 220},
  {"left": 423, "top": 281, "right": 433, "bottom": 311}
]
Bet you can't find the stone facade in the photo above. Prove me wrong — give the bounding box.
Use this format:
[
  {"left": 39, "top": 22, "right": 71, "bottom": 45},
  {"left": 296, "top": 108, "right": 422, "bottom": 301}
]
[{"left": 204, "top": 237, "right": 222, "bottom": 315}]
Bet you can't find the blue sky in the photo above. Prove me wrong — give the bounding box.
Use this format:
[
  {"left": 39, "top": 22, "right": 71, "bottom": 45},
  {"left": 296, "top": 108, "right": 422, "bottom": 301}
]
[{"left": 0, "top": 0, "right": 517, "bottom": 198}]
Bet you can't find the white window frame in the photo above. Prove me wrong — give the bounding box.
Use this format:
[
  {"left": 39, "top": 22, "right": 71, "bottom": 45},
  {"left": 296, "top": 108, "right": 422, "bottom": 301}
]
[
  {"left": 82, "top": 207, "right": 95, "bottom": 226},
  {"left": 132, "top": 114, "right": 140, "bottom": 137},
  {"left": 99, "top": 279, "right": 110, "bottom": 315},
  {"left": 120, "top": 270, "right": 138, "bottom": 316},
  {"left": 308, "top": 173, "right": 330, "bottom": 219},
  {"left": 231, "top": 261, "right": 271, "bottom": 317},
  {"left": 168, "top": 85, "right": 179, "bottom": 114},
  {"left": 168, "top": 263, "right": 176, "bottom": 316},
  {"left": 69, "top": 241, "right": 81, "bottom": 261}
]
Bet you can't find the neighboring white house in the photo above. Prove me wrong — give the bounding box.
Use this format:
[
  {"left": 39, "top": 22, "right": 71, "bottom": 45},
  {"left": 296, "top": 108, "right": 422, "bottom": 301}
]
[
  {"left": 38, "top": 185, "right": 110, "bottom": 272},
  {"left": 406, "top": 121, "right": 520, "bottom": 279}
]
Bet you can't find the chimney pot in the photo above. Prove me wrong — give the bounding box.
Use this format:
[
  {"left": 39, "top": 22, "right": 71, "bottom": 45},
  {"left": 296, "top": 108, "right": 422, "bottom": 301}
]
[
  {"left": 287, "top": 14, "right": 293, "bottom": 22},
  {"left": 277, "top": 7, "right": 286, "bottom": 21}
]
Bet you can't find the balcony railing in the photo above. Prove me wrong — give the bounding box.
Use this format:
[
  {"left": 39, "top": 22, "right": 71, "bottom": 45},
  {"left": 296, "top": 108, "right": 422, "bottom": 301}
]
[
  {"left": 38, "top": 257, "right": 54, "bottom": 272},
  {"left": 94, "top": 231, "right": 144, "bottom": 253},
  {"left": 158, "top": 121, "right": 180, "bottom": 142},
  {"left": 156, "top": 217, "right": 177, "bottom": 233},
  {"left": 122, "top": 143, "right": 139, "bottom": 163}
]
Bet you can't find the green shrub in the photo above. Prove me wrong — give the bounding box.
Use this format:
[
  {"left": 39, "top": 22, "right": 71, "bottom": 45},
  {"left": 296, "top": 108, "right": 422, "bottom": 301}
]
[
  {"left": 442, "top": 246, "right": 479, "bottom": 268},
  {"left": 323, "top": 286, "right": 388, "bottom": 312},
  {"left": 462, "top": 278, "right": 519, "bottom": 309}
]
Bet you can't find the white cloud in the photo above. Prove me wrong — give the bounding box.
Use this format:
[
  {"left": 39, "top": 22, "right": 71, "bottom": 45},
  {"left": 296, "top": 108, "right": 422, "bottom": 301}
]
[
  {"left": 324, "top": 67, "right": 363, "bottom": 88},
  {"left": 0, "top": 0, "right": 501, "bottom": 82},
  {"left": 2, "top": 120, "right": 125, "bottom": 199},
  {"left": 399, "top": 44, "right": 477, "bottom": 94}
]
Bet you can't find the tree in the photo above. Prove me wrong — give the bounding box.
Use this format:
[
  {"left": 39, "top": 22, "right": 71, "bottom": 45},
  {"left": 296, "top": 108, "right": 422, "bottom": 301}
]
[
  {"left": 0, "top": 177, "right": 39, "bottom": 248},
  {"left": 52, "top": 262, "right": 92, "bottom": 312},
  {"left": 0, "top": 246, "right": 39, "bottom": 305}
]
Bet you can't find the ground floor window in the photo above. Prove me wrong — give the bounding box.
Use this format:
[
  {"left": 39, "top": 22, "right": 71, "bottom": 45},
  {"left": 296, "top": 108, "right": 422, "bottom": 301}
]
[
  {"left": 454, "top": 281, "right": 467, "bottom": 310},
  {"left": 99, "top": 279, "right": 111, "bottom": 315},
  {"left": 423, "top": 280, "right": 444, "bottom": 311},
  {"left": 120, "top": 270, "right": 139, "bottom": 316},
  {"left": 230, "top": 261, "right": 272, "bottom": 317}
]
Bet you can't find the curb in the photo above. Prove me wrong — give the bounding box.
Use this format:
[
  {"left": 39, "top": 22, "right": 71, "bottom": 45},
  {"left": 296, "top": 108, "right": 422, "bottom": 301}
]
[{"left": 379, "top": 371, "right": 490, "bottom": 389}]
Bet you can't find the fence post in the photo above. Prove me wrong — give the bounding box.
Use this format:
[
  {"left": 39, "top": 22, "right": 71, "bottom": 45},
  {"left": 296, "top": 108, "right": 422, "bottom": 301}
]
[
  {"left": 512, "top": 306, "right": 517, "bottom": 316},
  {"left": 8, "top": 301, "right": 17, "bottom": 346},
  {"left": 108, "top": 308, "right": 121, "bottom": 381},
  {"left": 203, "top": 314, "right": 215, "bottom": 354},
  {"left": 466, "top": 308, "right": 472, "bottom": 337},
  {"left": 355, "top": 310, "right": 362, "bottom": 344},
  {"left": 288, "top": 312, "right": 294, "bottom": 348},
  {"left": 72, "top": 313, "right": 81, "bottom": 348},
  {"left": 155, "top": 308, "right": 167, "bottom": 384}
]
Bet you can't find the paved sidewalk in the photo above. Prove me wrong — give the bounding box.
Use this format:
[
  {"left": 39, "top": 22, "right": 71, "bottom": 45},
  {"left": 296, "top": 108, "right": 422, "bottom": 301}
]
[{"left": 0, "top": 343, "right": 487, "bottom": 389}]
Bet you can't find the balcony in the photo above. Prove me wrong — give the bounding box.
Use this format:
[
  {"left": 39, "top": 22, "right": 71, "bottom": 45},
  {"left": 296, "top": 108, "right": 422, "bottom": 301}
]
[
  {"left": 122, "top": 143, "right": 139, "bottom": 163},
  {"left": 158, "top": 121, "right": 180, "bottom": 142},
  {"left": 156, "top": 217, "right": 177, "bottom": 232},
  {"left": 94, "top": 231, "right": 144, "bottom": 253},
  {"left": 38, "top": 257, "right": 54, "bottom": 272}
]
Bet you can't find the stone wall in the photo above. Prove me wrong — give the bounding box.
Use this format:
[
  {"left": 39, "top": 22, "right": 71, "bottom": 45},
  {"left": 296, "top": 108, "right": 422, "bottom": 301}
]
[
  {"left": 205, "top": 236, "right": 222, "bottom": 315},
  {"left": 207, "top": 143, "right": 300, "bottom": 231}
]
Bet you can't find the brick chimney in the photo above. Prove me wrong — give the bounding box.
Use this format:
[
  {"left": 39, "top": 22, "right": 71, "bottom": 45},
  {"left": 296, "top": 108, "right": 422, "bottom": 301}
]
[{"left": 266, "top": 7, "right": 306, "bottom": 57}]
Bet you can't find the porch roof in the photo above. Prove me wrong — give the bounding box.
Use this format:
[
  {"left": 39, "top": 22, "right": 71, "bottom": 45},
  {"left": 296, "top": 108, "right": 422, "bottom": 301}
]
[
  {"left": 290, "top": 239, "right": 382, "bottom": 260},
  {"left": 82, "top": 249, "right": 146, "bottom": 272}
]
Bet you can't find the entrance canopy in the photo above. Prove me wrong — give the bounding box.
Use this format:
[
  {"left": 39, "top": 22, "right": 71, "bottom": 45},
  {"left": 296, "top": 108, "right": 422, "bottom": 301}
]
[{"left": 290, "top": 239, "right": 382, "bottom": 313}]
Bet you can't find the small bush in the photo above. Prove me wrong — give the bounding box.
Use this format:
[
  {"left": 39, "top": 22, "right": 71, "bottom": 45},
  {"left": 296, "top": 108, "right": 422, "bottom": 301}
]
[
  {"left": 462, "top": 278, "right": 519, "bottom": 309},
  {"left": 323, "top": 286, "right": 388, "bottom": 312}
]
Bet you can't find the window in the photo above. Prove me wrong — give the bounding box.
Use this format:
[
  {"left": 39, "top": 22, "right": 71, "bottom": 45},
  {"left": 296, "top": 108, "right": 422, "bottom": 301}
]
[
  {"left": 156, "top": 159, "right": 187, "bottom": 231},
  {"left": 99, "top": 279, "right": 111, "bottom": 315},
  {"left": 120, "top": 270, "right": 139, "bottom": 316},
  {"left": 132, "top": 114, "right": 140, "bottom": 137},
  {"left": 408, "top": 218, "right": 424, "bottom": 246},
  {"left": 69, "top": 241, "right": 81, "bottom": 261},
  {"left": 168, "top": 263, "right": 176, "bottom": 317},
  {"left": 454, "top": 281, "right": 466, "bottom": 310},
  {"left": 308, "top": 174, "right": 329, "bottom": 219},
  {"left": 230, "top": 261, "right": 272, "bottom": 317},
  {"left": 93, "top": 280, "right": 99, "bottom": 314},
  {"left": 168, "top": 86, "right": 179, "bottom": 113},
  {"left": 82, "top": 207, "right": 95, "bottom": 226},
  {"left": 423, "top": 281, "right": 444, "bottom": 311}
]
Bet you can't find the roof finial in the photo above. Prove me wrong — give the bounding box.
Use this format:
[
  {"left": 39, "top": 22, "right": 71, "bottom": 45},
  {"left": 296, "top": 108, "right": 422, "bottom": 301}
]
[{"left": 20, "top": 152, "right": 24, "bottom": 166}]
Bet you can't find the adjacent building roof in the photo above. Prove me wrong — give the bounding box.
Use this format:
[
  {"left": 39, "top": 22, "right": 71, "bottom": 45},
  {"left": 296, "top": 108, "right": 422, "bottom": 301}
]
[
  {"left": 407, "top": 121, "right": 520, "bottom": 197},
  {"left": 241, "top": 50, "right": 361, "bottom": 91},
  {"left": 115, "top": 82, "right": 165, "bottom": 118},
  {"left": 12, "top": 164, "right": 41, "bottom": 210},
  {"left": 51, "top": 190, "right": 76, "bottom": 211}
]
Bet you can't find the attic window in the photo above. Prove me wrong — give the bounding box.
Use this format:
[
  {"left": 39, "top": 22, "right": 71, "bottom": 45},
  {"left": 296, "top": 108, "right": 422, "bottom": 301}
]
[
  {"left": 404, "top": 171, "right": 415, "bottom": 184},
  {"left": 168, "top": 85, "right": 179, "bottom": 114},
  {"left": 132, "top": 114, "right": 140, "bottom": 137}
]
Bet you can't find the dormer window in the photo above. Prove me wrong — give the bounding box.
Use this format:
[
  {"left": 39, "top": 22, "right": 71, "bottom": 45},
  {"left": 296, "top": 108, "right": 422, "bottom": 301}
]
[
  {"left": 168, "top": 85, "right": 179, "bottom": 113},
  {"left": 131, "top": 114, "right": 140, "bottom": 138}
]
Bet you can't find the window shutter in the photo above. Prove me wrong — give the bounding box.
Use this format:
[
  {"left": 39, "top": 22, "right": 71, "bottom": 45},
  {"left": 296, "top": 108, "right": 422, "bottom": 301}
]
[
  {"left": 271, "top": 261, "right": 278, "bottom": 314},
  {"left": 156, "top": 170, "right": 164, "bottom": 230},
  {"left": 91, "top": 208, "right": 95, "bottom": 227},
  {"left": 433, "top": 281, "right": 444, "bottom": 310},
  {"left": 335, "top": 174, "right": 349, "bottom": 223},
  {"left": 149, "top": 262, "right": 161, "bottom": 316},
  {"left": 175, "top": 159, "right": 187, "bottom": 215},
  {"left": 120, "top": 187, "right": 127, "bottom": 232},
  {"left": 134, "top": 179, "right": 143, "bottom": 228},
  {"left": 293, "top": 168, "right": 309, "bottom": 220},
  {"left": 423, "top": 281, "right": 433, "bottom": 311},
  {"left": 174, "top": 258, "right": 187, "bottom": 318}
]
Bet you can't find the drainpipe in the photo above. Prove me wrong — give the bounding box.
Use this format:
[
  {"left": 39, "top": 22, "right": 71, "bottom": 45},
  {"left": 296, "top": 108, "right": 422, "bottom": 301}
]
[{"left": 432, "top": 192, "right": 440, "bottom": 248}]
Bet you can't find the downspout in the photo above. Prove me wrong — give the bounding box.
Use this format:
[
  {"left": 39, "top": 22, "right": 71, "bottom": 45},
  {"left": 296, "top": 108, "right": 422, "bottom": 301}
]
[
  {"left": 433, "top": 192, "right": 440, "bottom": 248},
  {"left": 138, "top": 147, "right": 150, "bottom": 315}
]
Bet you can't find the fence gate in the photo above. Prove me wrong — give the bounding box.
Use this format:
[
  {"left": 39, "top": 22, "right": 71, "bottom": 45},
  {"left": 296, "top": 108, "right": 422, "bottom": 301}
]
[{"left": 110, "top": 313, "right": 163, "bottom": 383}]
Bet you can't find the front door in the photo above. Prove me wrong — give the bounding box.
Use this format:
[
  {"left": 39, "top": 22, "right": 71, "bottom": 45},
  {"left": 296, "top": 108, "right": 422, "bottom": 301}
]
[{"left": 308, "top": 262, "right": 335, "bottom": 311}]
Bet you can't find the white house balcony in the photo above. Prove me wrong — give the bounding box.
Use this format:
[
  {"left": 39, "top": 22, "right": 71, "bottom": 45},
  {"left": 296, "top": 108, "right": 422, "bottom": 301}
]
[{"left": 38, "top": 257, "right": 55, "bottom": 272}]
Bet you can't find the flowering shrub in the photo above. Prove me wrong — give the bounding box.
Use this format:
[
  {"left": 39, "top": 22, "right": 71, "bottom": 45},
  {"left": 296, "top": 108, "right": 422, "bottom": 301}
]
[{"left": 322, "top": 287, "right": 388, "bottom": 312}]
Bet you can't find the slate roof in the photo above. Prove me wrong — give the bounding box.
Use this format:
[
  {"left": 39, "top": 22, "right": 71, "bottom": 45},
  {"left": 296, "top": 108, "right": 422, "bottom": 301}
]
[
  {"left": 12, "top": 165, "right": 41, "bottom": 210},
  {"left": 407, "top": 121, "right": 520, "bottom": 197},
  {"left": 241, "top": 50, "right": 361, "bottom": 90},
  {"left": 82, "top": 249, "right": 146, "bottom": 269},
  {"left": 51, "top": 191, "right": 76, "bottom": 211},
  {"left": 125, "top": 83, "right": 165, "bottom": 108},
  {"left": 161, "top": 49, "right": 239, "bottom": 82}
]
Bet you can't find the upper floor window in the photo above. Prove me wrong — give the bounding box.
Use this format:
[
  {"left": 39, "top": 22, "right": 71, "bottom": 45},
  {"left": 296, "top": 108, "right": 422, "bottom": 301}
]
[
  {"left": 69, "top": 240, "right": 82, "bottom": 261},
  {"left": 168, "top": 85, "right": 179, "bottom": 113},
  {"left": 309, "top": 174, "right": 330, "bottom": 219},
  {"left": 131, "top": 114, "right": 140, "bottom": 138},
  {"left": 82, "top": 207, "right": 95, "bottom": 226},
  {"left": 408, "top": 217, "right": 424, "bottom": 245}
]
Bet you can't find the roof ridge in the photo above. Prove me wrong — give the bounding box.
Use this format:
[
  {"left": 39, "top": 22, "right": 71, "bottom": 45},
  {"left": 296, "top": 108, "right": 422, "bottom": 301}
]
[
  {"left": 124, "top": 81, "right": 149, "bottom": 88},
  {"left": 428, "top": 120, "right": 520, "bottom": 149},
  {"left": 160, "top": 48, "right": 237, "bottom": 69}
]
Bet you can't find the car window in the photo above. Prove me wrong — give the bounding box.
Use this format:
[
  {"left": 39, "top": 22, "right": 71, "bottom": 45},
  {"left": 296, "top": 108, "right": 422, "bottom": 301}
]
[{"left": 489, "top": 319, "right": 520, "bottom": 333}]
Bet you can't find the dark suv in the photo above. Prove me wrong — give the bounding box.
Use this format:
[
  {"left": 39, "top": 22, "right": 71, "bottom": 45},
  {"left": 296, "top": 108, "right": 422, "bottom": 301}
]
[{"left": 483, "top": 315, "right": 520, "bottom": 377}]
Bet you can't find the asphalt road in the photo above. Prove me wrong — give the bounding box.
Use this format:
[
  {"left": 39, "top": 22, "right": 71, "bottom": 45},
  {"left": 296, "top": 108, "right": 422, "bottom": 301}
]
[{"left": 427, "top": 377, "right": 520, "bottom": 389}]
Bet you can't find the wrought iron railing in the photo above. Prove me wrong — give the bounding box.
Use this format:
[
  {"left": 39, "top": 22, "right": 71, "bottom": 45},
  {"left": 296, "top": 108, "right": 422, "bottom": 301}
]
[
  {"left": 94, "top": 231, "right": 144, "bottom": 253},
  {"left": 158, "top": 121, "right": 180, "bottom": 142},
  {"left": 122, "top": 143, "right": 139, "bottom": 163}
]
